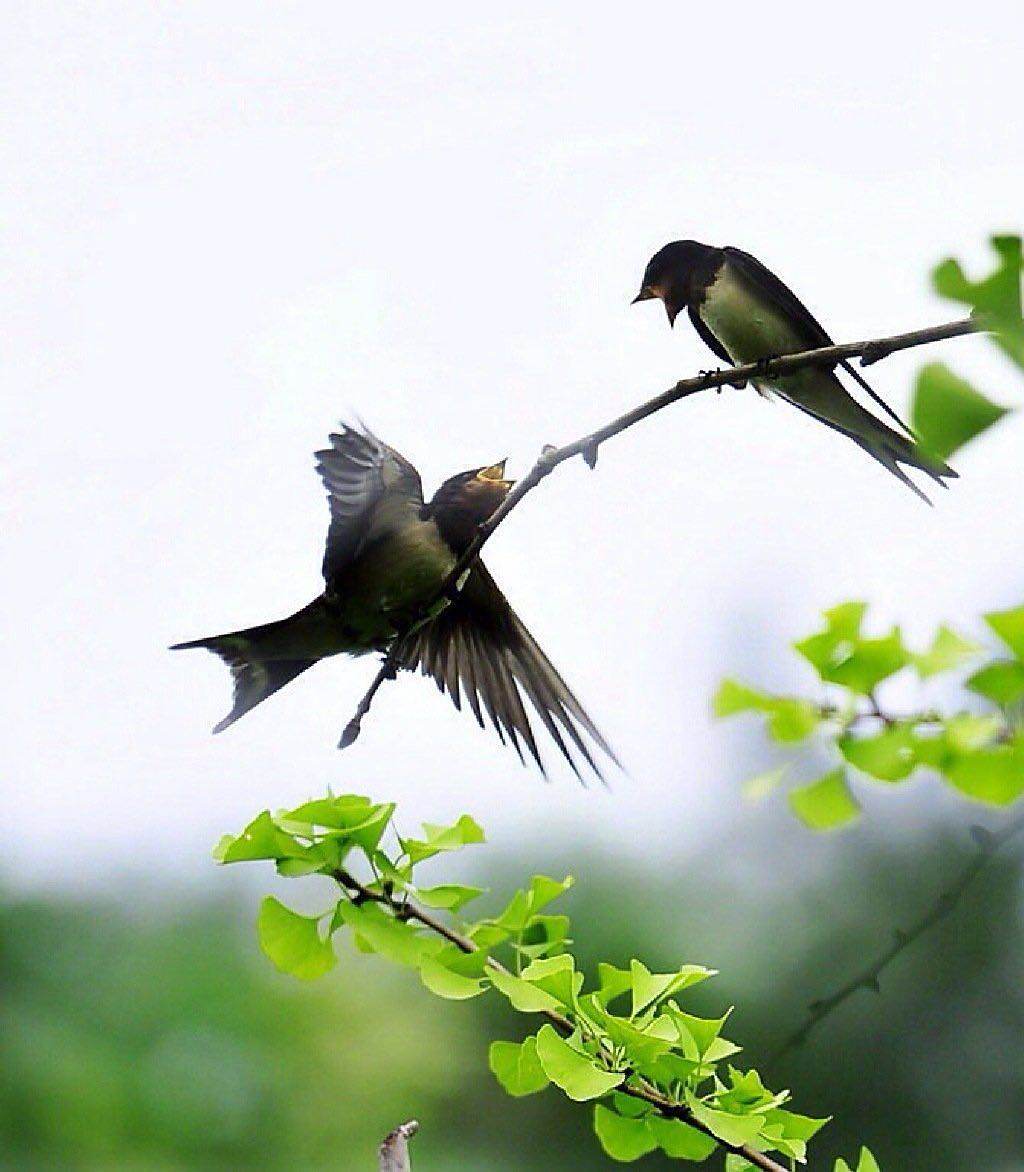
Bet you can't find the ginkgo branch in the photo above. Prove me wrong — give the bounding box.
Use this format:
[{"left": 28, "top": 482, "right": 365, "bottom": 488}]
[
  {"left": 340, "top": 315, "right": 981, "bottom": 747},
  {"left": 334, "top": 867, "right": 790, "bottom": 1172}
]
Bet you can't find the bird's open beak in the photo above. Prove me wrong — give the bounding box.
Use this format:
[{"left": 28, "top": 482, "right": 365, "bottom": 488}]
[
  {"left": 631, "top": 286, "right": 655, "bottom": 304},
  {"left": 478, "top": 452, "right": 510, "bottom": 480}
]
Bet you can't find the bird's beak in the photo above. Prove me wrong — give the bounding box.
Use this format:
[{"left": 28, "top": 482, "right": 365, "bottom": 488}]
[
  {"left": 631, "top": 286, "right": 655, "bottom": 304},
  {"left": 478, "top": 459, "right": 510, "bottom": 483}
]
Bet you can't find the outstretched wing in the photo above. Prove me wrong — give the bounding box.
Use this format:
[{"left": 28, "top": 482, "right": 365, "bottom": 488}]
[
  {"left": 397, "top": 564, "right": 618, "bottom": 782},
  {"left": 314, "top": 424, "right": 424, "bottom": 583},
  {"left": 724, "top": 246, "right": 914, "bottom": 436}
]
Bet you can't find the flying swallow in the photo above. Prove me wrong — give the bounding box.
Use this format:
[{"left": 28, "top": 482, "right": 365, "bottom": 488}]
[
  {"left": 633, "top": 240, "right": 956, "bottom": 502},
  {"left": 172, "top": 424, "right": 616, "bottom": 780}
]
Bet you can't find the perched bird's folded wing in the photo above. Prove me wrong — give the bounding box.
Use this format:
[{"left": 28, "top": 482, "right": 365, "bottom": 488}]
[
  {"left": 723, "top": 246, "right": 833, "bottom": 347},
  {"left": 723, "top": 246, "right": 914, "bottom": 436},
  {"left": 315, "top": 423, "right": 424, "bottom": 583},
  {"left": 397, "top": 565, "right": 618, "bottom": 782}
]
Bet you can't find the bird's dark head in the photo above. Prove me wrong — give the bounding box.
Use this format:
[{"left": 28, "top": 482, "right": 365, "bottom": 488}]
[
  {"left": 422, "top": 460, "right": 515, "bottom": 553},
  {"left": 632, "top": 239, "right": 706, "bottom": 327}
]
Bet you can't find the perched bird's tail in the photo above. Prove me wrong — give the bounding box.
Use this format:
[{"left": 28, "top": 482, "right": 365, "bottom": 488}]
[
  {"left": 783, "top": 380, "right": 957, "bottom": 505},
  {"left": 849, "top": 421, "right": 957, "bottom": 505},
  {"left": 171, "top": 604, "right": 325, "bottom": 732}
]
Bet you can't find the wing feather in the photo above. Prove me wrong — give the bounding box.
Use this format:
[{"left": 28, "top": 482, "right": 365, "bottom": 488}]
[
  {"left": 398, "top": 564, "right": 617, "bottom": 781},
  {"left": 314, "top": 423, "right": 424, "bottom": 584}
]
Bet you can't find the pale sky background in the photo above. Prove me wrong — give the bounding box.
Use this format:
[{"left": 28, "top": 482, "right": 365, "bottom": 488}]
[{"left": 3, "top": 3, "right": 1022, "bottom": 892}]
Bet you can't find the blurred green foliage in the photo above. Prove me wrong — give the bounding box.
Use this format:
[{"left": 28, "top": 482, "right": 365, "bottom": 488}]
[
  {"left": 911, "top": 234, "right": 1022, "bottom": 461},
  {"left": 912, "top": 363, "right": 1010, "bottom": 461},
  {"left": 933, "top": 235, "right": 1024, "bottom": 365},
  {"left": 0, "top": 891, "right": 488, "bottom": 1169}
]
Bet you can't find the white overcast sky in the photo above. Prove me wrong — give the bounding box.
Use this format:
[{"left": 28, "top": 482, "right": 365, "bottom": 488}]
[{"left": 3, "top": 3, "right": 1022, "bottom": 890}]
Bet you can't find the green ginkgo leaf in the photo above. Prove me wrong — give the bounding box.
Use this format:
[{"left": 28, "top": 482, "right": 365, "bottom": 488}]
[
  {"left": 534, "top": 1025, "right": 624, "bottom": 1101},
  {"left": 257, "top": 897, "right": 336, "bottom": 980},
  {"left": 488, "top": 1038, "right": 550, "bottom": 1097},
  {"left": 789, "top": 770, "right": 861, "bottom": 831}
]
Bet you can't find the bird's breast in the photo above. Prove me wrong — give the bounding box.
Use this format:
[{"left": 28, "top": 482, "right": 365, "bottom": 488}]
[
  {"left": 700, "top": 263, "right": 807, "bottom": 365},
  {"left": 332, "top": 520, "right": 456, "bottom": 649}
]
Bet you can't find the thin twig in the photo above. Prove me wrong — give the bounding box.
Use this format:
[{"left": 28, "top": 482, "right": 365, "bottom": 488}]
[
  {"left": 334, "top": 868, "right": 788, "bottom": 1172},
  {"left": 340, "top": 316, "right": 981, "bottom": 747},
  {"left": 769, "top": 811, "right": 1024, "bottom": 1064},
  {"left": 817, "top": 701, "right": 945, "bottom": 731},
  {"left": 335, "top": 866, "right": 573, "bottom": 1035}
]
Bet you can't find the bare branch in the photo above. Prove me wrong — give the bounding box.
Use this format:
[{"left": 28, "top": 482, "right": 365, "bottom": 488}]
[
  {"left": 378, "top": 1120, "right": 419, "bottom": 1172},
  {"left": 335, "top": 868, "right": 789, "bottom": 1172},
  {"left": 340, "top": 316, "right": 981, "bottom": 746},
  {"left": 769, "top": 810, "right": 1024, "bottom": 1064}
]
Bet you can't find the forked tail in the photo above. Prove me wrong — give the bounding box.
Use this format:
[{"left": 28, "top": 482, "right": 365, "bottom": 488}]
[
  {"left": 784, "top": 382, "right": 958, "bottom": 505},
  {"left": 171, "top": 616, "right": 319, "bottom": 732},
  {"left": 853, "top": 419, "right": 958, "bottom": 506}
]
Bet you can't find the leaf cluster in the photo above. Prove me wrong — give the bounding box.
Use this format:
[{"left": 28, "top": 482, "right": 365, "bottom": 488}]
[
  {"left": 215, "top": 795, "right": 836, "bottom": 1166},
  {"left": 715, "top": 601, "right": 1024, "bottom": 829}
]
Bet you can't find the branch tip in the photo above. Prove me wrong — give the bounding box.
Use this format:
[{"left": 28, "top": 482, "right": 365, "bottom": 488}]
[{"left": 339, "top": 719, "right": 361, "bottom": 748}]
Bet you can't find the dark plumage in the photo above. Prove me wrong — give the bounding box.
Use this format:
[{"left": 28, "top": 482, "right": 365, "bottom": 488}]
[
  {"left": 172, "top": 424, "right": 616, "bottom": 780},
  {"left": 633, "top": 240, "right": 957, "bottom": 502}
]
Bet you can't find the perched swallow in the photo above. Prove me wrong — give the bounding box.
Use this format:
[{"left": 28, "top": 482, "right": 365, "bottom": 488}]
[
  {"left": 633, "top": 240, "right": 956, "bottom": 502},
  {"left": 172, "top": 424, "right": 616, "bottom": 779}
]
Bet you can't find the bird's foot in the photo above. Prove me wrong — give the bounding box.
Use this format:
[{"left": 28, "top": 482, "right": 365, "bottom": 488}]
[
  {"left": 753, "top": 355, "right": 780, "bottom": 378},
  {"left": 699, "top": 368, "right": 734, "bottom": 394}
]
